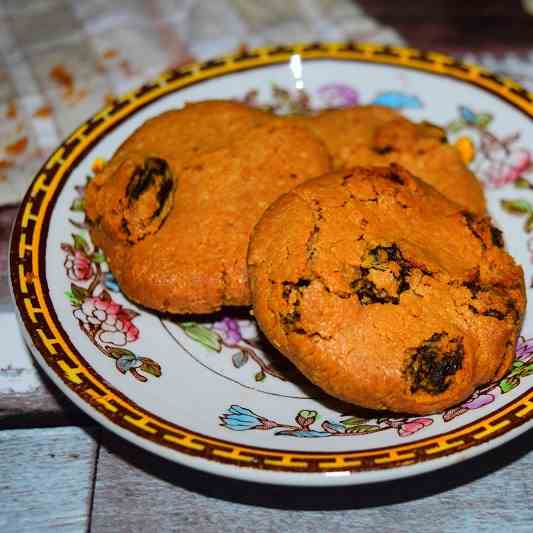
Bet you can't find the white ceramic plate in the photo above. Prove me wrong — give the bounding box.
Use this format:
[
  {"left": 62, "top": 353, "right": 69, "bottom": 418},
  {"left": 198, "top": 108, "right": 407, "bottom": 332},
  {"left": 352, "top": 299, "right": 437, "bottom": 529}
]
[{"left": 10, "top": 42, "right": 533, "bottom": 486}]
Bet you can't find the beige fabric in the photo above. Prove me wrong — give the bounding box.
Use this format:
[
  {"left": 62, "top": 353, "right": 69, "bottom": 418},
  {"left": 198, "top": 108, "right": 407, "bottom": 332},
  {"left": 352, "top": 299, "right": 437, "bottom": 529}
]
[{"left": 0, "top": 0, "right": 403, "bottom": 206}]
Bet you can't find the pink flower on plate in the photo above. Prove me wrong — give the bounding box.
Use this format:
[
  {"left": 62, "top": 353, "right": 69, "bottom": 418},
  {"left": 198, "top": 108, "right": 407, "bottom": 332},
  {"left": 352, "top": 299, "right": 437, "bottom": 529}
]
[
  {"left": 317, "top": 83, "right": 359, "bottom": 108},
  {"left": 396, "top": 418, "right": 433, "bottom": 437},
  {"left": 383, "top": 417, "right": 433, "bottom": 437},
  {"left": 74, "top": 294, "right": 139, "bottom": 346},
  {"left": 64, "top": 250, "right": 93, "bottom": 281},
  {"left": 481, "top": 148, "right": 531, "bottom": 188},
  {"left": 213, "top": 317, "right": 242, "bottom": 345}
]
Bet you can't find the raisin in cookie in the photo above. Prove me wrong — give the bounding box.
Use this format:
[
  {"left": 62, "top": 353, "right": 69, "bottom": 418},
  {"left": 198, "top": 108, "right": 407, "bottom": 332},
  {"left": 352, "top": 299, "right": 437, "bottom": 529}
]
[
  {"left": 248, "top": 164, "right": 525, "bottom": 414},
  {"left": 85, "top": 108, "right": 332, "bottom": 314},
  {"left": 291, "top": 106, "right": 486, "bottom": 214}
]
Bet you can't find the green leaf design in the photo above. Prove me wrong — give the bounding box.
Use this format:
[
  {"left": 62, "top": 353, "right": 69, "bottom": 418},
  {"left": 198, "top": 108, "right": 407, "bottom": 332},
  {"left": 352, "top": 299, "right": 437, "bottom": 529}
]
[
  {"left": 499, "top": 375, "right": 520, "bottom": 394},
  {"left": 513, "top": 177, "right": 533, "bottom": 190},
  {"left": 519, "top": 363, "right": 533, "bottom": 377},
  {"left": 92, "top": 251, "right": 107, "bottom": 264},
  {"left": 447, "top": 118, "right": 466, "bottom": 133},
  {"left": 64, "top": 290, "right": 81, "bottom": 306},
  {"left": 105, "top": 346, "right": 135, "bottom": 360},
  {"left": 70, "top": 197, "right": 85, "bottom": 212},
  {"left": 296, "top": 409, "right": 318, "bottom": 428},
  {"left": 140, "top": 357, "right": 162, "bottom": 377},
  {"left": 525, "top": 214, "right": 533, "bottom": 233},
  {"left": 346, "top": 424, "right": 382, "bottom": 434},
  {"left": 510, "top": 360, "right": 525, "bottom": 371},
  {"left": 341, "top": 416, "right": 368, "bottom": 428},
  {"left": 71, "top": 283, "right": 89, "bottom": 303},
  {"left": 254, "top": 370, "right": 266, "bottom": 382},
  {"left": 475, "top": 112, "right": 493, "bottom": 128},
  {"left": 180, "top": 322, "right": 222, "bottom": 352},
  {"left": 72, "top": 233, "right": 89, "bottom": 252},
  {"left": 500, "top": 198, "right": 533, "bottom": 214}
]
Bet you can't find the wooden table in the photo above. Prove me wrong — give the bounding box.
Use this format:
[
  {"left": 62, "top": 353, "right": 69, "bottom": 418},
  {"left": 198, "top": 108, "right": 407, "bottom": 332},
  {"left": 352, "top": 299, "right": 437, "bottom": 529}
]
[{"left": 2, "top": 2, "right": 533, "bottom": 531}]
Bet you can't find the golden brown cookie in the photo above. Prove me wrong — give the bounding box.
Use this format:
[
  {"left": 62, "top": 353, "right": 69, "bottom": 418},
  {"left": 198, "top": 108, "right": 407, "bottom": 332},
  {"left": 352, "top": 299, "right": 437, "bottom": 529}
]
[
  {"left": 116, "top": 100, "right": 278, "bottom": 163},
  {"left": 288, "top": 105, "right": 400, "bottom": 163},
  {"left": 292, "top": 106, "right": 486, "bottom": 214},
  {"left": 248, "top": 164, "right": 525, "bottom": 414},
  {"left": 85, "top": 103, "right": 332, "bottom": 314}
]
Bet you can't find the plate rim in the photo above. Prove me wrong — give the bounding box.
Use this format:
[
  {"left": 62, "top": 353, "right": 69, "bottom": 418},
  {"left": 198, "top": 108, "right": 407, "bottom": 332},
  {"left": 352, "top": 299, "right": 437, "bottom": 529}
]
[{"left": 9, "top": 41, "right": 533, "bottom": 485}]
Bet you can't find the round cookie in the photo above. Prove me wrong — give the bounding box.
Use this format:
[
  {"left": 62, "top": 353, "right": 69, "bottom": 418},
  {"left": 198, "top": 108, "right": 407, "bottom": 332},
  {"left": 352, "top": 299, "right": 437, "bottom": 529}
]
[
  {"left": 291, "top": 106, "right": 486, "bottom": 215},
  {"left": 85, "top": 108, "right": 332, "bottom": 314},
  {"left": 248, "top": 164, "right": 525, "bottom": 414},
  {"left": 288, "top": 105, "right": 401, "bottom": 164},
  {"left": 115, "top": 100, "right": 279, "bottom": 163}
]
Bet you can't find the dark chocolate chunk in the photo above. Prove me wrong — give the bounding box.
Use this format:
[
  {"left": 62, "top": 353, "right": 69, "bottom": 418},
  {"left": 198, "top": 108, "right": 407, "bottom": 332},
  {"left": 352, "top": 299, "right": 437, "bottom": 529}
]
[
  {"left": 280, "top": 279, "right": 311, "bottom": 330},
  {"left": 461, "top": 210, "right": 486, "bottom": 247},
  {"left": 405, "top": 332, "right": 464, "bottom": 394},
  {"left": 127, "top": 157, "right": 170, "bottom": 200},
  {"left": 385, "top": 169, "right": 405, "bottom": 185},
  {"left": 490, "top": 225, "right": 505, "bottom": 248},
  {"left": 373, "top": 145, "right": 393, "bottom": 155},
  {"left": 122, "top": 157, "right": 176, "bottom": 243},
  {"left": 351, "top": 277, "right": 399, "bottom": 305},
  {"left": 352, "top": 244, "right": 423, "bottom": 305}
]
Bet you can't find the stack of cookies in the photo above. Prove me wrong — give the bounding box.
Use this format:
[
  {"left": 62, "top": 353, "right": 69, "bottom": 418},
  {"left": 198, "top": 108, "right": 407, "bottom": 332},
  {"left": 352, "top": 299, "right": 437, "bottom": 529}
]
[{"left": 85, "top": 100, "right": 525, "bottom": 414}]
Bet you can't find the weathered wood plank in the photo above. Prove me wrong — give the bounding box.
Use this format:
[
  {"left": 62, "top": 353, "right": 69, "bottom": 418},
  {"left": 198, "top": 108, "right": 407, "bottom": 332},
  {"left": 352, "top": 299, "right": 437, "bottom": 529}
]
[
  {"left": 91, "top": 427, "right": 533, "bottom": 533},
  {"left": 0, "top": 381, "right": 92, "bottom": 428},
  {"left": 0, "top": 308, "right": 90, "bottom": 427},
  {"left": 0, "top": 206, "right": 18, "bottom": 305},
  {"left": 0, "top": 426, "right": 99, "bottom": 533}
]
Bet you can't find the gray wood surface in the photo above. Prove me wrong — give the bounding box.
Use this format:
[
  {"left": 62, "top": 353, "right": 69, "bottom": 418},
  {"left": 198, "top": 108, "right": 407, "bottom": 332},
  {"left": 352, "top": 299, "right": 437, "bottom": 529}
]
[
  {"left": 0, "top": 426, "right": 98, "bottom": 533},
  {"left": 0, "top": 337, "right": 91, "bottom": 428},
  {"left": 0, "top": 302, "right": 90, "bottom": 428},
  {"left": 0, "top": 206, "right": 17, "bottom": 305},
  {"left": 0, "top": 380, "right": 91, "bottom": 428},
  {"left": 90, "top": 428, "right": 533, "bottom": 533}
]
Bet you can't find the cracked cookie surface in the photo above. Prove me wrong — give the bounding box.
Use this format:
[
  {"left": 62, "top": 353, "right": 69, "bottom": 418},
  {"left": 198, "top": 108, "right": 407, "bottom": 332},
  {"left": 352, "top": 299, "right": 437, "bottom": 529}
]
[
  {"left": 248, "top": 164, "right": 525, "bottom": 414},
  {"left": 85, "top": 101, "right": 332, "bottom": 314},
  {"left": 290, "top": 106, "right": 486, "bottom": 215}
]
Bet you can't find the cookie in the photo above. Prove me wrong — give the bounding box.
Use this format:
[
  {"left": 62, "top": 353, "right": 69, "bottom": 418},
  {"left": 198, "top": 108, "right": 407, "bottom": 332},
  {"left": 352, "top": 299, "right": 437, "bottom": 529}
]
[
  {"left": 85, "top": 105, "right": 332, "bottom": 314},
  {"left": 288, "top": 105, "right": 400, "bottom": 163},
  {"left": 248, "top": 164, "right": 525, "bottom": 414},
  {"left": 115, "top": 100, "right": 278, "bottom": 163},
  {"left": 292, "top": 106, "right": 486, "bottom": 214}
]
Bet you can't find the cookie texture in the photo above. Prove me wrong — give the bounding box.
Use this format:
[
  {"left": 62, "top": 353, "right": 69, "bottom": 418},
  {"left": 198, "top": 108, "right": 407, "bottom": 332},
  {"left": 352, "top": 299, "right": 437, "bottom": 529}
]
[
  {"left": 291, "top": 106, "right": 486, "bottom": 214},
  {"left": 85, "top": 101, "right": 332, "bottom": 314},
  {"left": 248, "top": 165, "right": 525, "bottom": 414}
]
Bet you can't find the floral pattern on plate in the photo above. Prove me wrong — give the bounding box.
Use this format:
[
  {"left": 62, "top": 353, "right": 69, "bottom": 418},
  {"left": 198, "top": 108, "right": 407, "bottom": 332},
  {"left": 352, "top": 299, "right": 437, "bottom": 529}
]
[
  {"left": 11, "top": 43, "right": 533, "bottom": 485},
  {"left": 61, "top": 168, "right": 161, "bottom": 383},
  {"left": 62, "top": 84, "right": 533, "bottom": 437}
]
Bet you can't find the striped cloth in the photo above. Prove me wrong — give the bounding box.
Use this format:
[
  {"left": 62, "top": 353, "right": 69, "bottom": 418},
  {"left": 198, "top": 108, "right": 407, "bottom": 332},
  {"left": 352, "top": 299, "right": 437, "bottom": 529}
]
[{"left": 0, "top": 0, "right": 402, "bottom": 207}]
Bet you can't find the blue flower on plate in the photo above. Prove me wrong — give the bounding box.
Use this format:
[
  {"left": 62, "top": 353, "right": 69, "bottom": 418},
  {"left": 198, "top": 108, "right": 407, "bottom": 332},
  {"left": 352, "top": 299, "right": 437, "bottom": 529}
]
[
  {"left": 220, "top": 405, "right": 273, "bottom": 431},
  {"left": 371, "top": 91, "right": 423, "bottom": 109},
  {"left": 104, "top": 271, "right": 120, "bottom": 292},
  {"left": 459, "top": 105, "right": 478, "bottom": 125}
]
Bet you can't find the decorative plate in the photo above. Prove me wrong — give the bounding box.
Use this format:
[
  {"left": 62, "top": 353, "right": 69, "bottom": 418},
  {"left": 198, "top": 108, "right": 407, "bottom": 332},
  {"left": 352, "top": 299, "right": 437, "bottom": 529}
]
[{"left": 10, "top": 42, "right": 533, "bottom": 486}]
